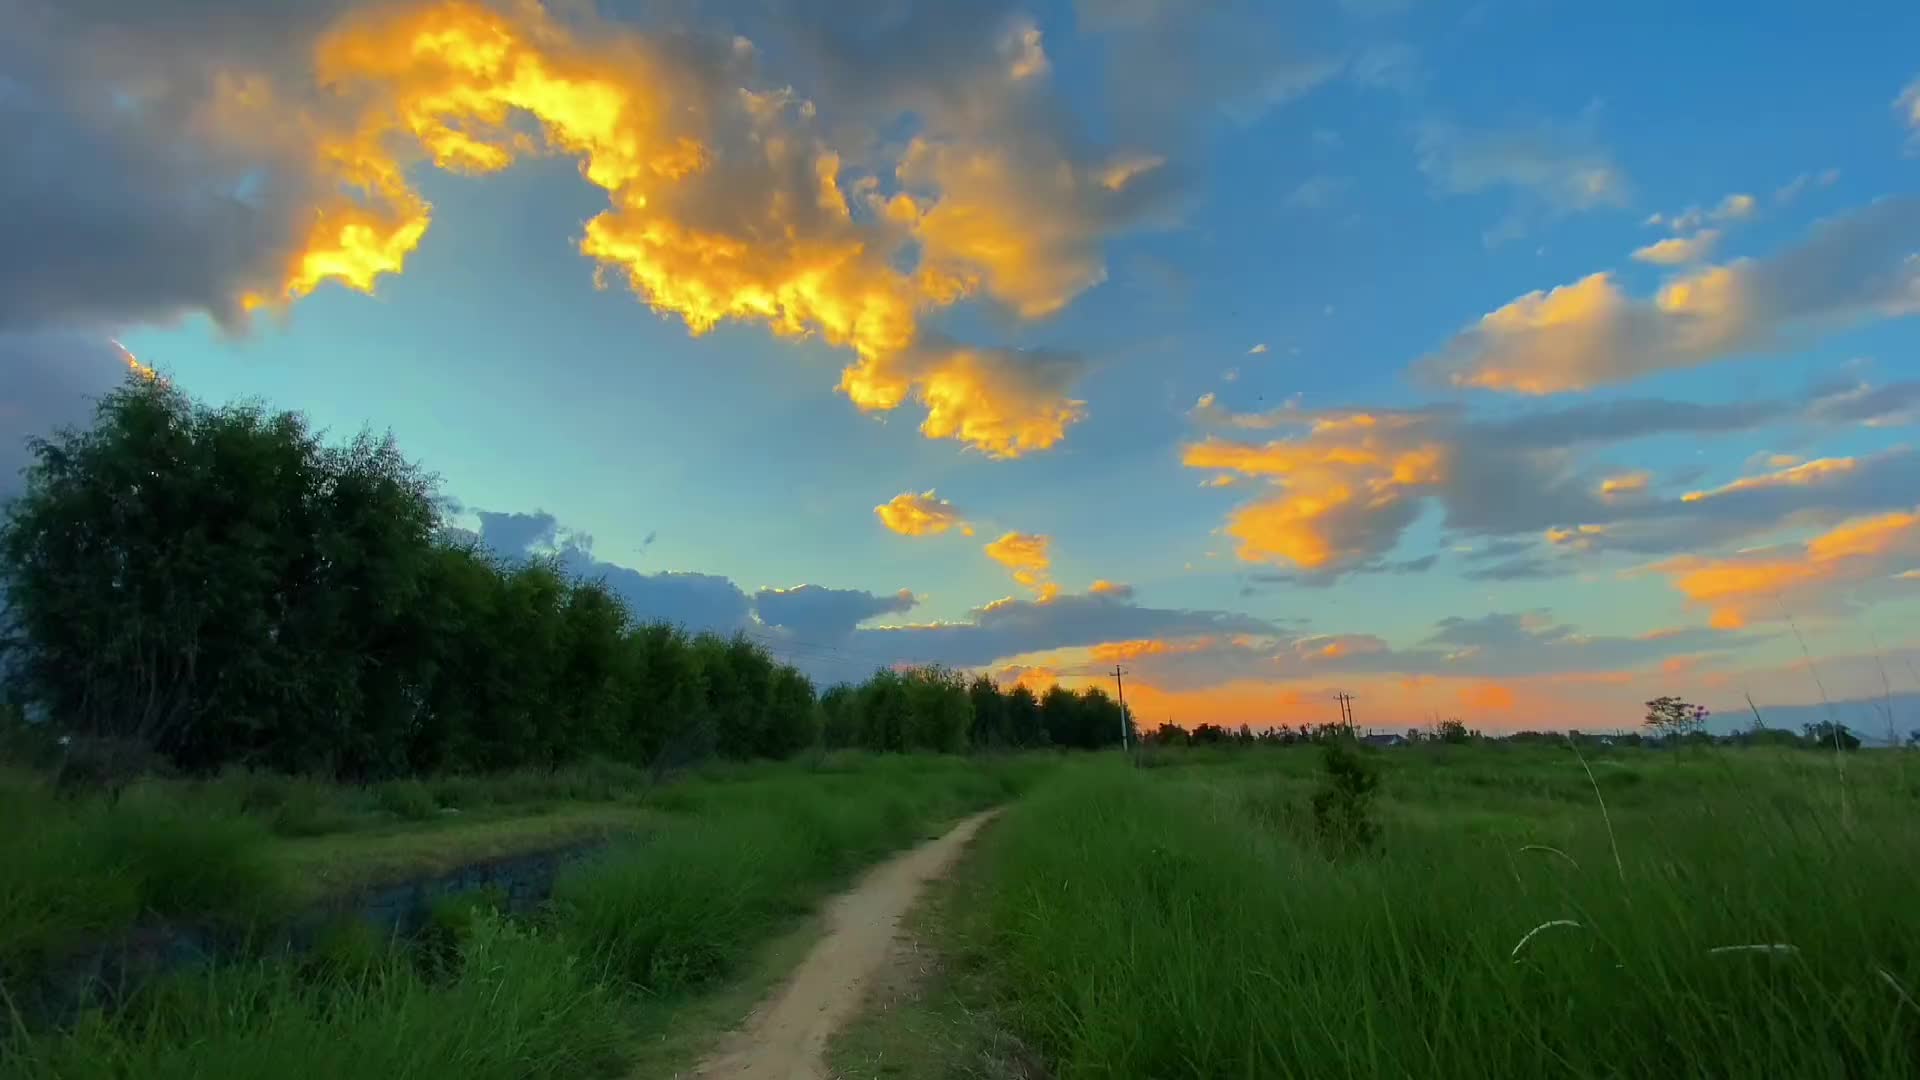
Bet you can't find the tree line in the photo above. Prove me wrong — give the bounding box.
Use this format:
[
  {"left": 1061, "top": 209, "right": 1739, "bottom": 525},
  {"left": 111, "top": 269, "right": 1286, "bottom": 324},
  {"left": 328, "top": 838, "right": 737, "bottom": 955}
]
[{"left": 0, "top": 378, "right": 1127, "bottom": 780}]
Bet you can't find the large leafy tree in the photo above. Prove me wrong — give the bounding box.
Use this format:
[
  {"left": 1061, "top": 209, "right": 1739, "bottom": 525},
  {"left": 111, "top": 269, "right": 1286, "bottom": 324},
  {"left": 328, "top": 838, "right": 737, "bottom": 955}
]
[{"left": 0, "top": 377, "right": 438, "bottom": 775}]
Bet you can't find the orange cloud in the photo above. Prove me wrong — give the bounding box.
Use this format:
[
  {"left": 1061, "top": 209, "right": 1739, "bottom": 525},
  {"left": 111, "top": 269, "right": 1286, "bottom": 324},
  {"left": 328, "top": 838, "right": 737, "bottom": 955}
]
[
  {"left": 993, "top": 664, "right": 1059, "bottom": 690},
  {"left": 984, "top": 531, "right": 1054, "bottom": 597},
  {"left": 874, "top": 490, "right": 972, "bottom": 537},
  {"left": 1598, "top": 471, "right": 1650, "bottom": 496},
  {"left": 1088, "top": 579, "right": 1128, "bottom": 595},
  {"left": 1545, "top": 523, "right": 1607, "bottom": 550},
  {"left": 1655, "top": 507, "right": 1920, "bottom": 628},
  {"left": 222, "top": 0, "right": 1103, "bottom": 456},
  {"left": 1088, "top": 637, "right": 1217, "bottom": 662},
  {"left": 1181, "top": 412, "right": 1448, "bottom": 571},
  {"left": 1680, "top": 456, "right": 1858, "bottom": 502}
]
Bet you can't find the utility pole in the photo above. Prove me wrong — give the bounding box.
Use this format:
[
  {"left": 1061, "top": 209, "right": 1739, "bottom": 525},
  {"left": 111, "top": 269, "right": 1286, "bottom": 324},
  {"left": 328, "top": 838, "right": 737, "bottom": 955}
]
[
  {"left": 1111, "top": 665, "right": 1130, "bottom": 750},
  {"left": 1334, "top": 691, "right": 1357, "bottom": 732}
]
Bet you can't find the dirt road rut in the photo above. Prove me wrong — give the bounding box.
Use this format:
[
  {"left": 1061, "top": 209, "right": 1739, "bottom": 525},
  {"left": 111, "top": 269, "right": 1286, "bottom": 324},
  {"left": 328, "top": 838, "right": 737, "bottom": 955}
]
[{"left": 686, "top": 809, "right": 999, "bottom": 1080}]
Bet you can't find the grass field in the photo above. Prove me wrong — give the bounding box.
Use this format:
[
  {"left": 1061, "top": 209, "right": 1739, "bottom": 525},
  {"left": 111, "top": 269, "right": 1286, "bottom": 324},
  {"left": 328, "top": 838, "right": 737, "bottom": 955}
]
[
  {"left": 0, "top": 752, "right": 1049, "bottom": 1079},
  {"left": 838, "top": 744, "right": 1920, "bottom": 1079}
]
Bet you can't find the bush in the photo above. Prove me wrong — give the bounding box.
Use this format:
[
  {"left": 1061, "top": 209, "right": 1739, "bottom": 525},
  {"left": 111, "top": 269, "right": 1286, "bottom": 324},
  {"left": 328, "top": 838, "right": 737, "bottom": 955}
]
[{"left": 1310, "top": 738, "right": 1380, "bottom": 855}]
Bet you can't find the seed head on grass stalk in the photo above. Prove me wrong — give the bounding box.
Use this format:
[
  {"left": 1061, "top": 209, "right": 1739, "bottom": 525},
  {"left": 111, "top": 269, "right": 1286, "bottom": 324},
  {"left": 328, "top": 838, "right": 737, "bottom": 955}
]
[{"left": 1510, "top": 919, "right": 1583, "bottom": 962}]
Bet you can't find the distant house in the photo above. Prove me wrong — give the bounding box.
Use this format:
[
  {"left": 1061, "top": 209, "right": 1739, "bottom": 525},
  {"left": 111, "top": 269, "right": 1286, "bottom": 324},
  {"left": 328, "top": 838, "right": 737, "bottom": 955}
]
[{"left": 1362, "top": 733, "right": 1407, "bottom": 748}]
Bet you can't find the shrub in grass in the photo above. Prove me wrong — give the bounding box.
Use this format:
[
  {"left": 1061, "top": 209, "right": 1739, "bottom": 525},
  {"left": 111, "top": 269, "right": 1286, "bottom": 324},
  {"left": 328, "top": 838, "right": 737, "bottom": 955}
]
[
  {"left": 1310, "top": 737, "right": 1380, "bottom": 855},
  {"left": 418, "top": 887, "right": 508, "bottom": 980}
]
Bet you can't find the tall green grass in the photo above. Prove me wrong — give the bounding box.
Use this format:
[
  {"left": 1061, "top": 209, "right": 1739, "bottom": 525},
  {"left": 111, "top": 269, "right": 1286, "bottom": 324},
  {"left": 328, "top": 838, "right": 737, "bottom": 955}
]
[
  {"left": 0, "top": 770, "right": 285, "bottom": 987},
  {"left": 963, "top": 749, "right": 1920, "bottom": 1078},
  {"left": 4, "top": 753, "right": 1048, "bottom": 1078}
]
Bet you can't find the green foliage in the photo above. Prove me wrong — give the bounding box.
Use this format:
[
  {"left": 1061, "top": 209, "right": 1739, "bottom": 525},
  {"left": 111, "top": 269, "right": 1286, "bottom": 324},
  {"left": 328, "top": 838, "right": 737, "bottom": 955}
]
[
  {"left": 967, "top": 675, "right": 1011, "bottom": 748},
  {"left": 1004, "top": 684, "right": 1045, "bottom": 747},
  {"left": 1039, "top": 684, "right": 1131, "bottom": 749},
  {"left": 1802, "top": 720, "right": 1862, "bottom": 751},
  {"left": 1436, "top": 717, "right": 1470, "bottom": 744},
  {"left": 0, "top": 376, "right": 828, "bottom": 780},
  {"left": 0, "top": 378, "right": 438, "bottom": 777},
  {"left": 1310, "top": 737, "right": 1381, "bottom": 854},
  {"left": 0, "top": 772, "right": 284, "bottom": 985}
]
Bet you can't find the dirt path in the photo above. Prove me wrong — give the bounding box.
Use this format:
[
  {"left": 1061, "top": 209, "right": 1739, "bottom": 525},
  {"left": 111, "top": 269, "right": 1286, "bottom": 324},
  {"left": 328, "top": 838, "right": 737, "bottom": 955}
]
[{"left": 687, "top": 809, "right": 1001, "bottom": 1080}]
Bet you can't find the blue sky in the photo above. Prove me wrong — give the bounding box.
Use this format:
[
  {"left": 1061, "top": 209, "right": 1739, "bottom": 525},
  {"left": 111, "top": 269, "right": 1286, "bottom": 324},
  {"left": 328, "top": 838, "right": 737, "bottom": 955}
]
[{"left": 7, "top": 0, "right": 1920, "bottom": 731}]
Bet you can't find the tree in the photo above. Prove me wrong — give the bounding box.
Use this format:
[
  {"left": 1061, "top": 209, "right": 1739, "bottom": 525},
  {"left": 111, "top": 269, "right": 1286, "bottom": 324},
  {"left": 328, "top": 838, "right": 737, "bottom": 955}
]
[
  {"left": 0, "top": 377, "right": 440, "bottom": 776},
  {"left": 819, "top": 683, "right": 859, "bottom": 749},
  {"left": 1004, "top": 684, "right": 1045, "bottom": 747},
  {"left": 1039, "top": 685, "right": 1080, "bottom": 747},
  {"left": 0, "top": 373, "right": 829, "bottom": 781},
  {"left": 1802, "top": 720, "right": 1861, "bottom": 752},
  {"left": 903, "top": 666, "right": 971, "bottom": 753},
  {"left": 1435, "top": 718, "right": 1469, "bottom": 745},
  {"left": 1147, "top": 722, "right": 1187, "bottom": 747},
  {"left": 967, "top": 675, "right": 1010, "bottom": 748},
  {"left": 1644, "top": 696, "right": 1709, "bottom": 744}
]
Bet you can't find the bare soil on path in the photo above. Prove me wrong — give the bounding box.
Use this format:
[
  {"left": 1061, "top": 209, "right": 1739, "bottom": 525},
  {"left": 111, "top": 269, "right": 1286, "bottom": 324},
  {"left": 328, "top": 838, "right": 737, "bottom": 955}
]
[{"left": 685, "top": 809, "right": 1001, "bottom": 1080}]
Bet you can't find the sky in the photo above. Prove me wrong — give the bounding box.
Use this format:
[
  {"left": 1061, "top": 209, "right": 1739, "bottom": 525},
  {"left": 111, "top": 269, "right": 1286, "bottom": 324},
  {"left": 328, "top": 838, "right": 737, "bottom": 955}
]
[{"left": 4, "top": 0, "right": 1920, "bottom": 736}]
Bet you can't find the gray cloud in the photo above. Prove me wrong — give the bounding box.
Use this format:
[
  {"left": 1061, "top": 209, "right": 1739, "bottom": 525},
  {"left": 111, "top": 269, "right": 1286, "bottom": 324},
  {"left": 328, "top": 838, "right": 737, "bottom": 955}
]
[
  {"left": 1116, "top": 609, "right": 1740, "bottom": 692},
  {"left": 1461, "top": 538, "right": 1534, "bottom": 562},
  {"left": 752, "top": 584, "right": 916, "bottom": 639},
  {"left": 1073, "top": 0, "right": 1342, "bottom": 133},
  {"left": 0, "top": 333, "right": 130, "bottom": 498},
  {"left": 475, "top": 509, "right": 754, "bottom": 634},
  {"left": 850, "top": 589, "right": 1277, "bottom": 669},
  {"left": 0, "top": 0, "right": 371, "bottom": 334}
]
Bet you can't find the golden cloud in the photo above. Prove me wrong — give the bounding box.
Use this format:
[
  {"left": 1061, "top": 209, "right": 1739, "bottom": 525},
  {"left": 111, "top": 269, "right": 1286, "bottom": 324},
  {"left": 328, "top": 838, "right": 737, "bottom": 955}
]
[
  {"left": 1655, "top": 507, "right": 1920, "bottom": 628},
  {"left": 874, "top": 490, "right": 973, "bottom": 537},
  {"left": 214, "top": 0, "right": 1110, "bottom": 456},
  {"left": 984, "top": 531, "right": 1055, "bottom": 598},
  {"left": 1632, "top": 229, "right": 1718, "bottom": 265},
  {"left": 1680, "top": 456, "right": 1858, "bottom": 502},
  {"left": 1426, "top": 198, "right": 1920, "bottom": 394},
  {"left": 1088, "top": 637, "right": 1218, "bottom": 663},
  {"left": 1182, "top": 412, "right": 1448, "bottom": 571},
  {"left": 1598, "top": 471, "right": 1650, "bottom": 496}
]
